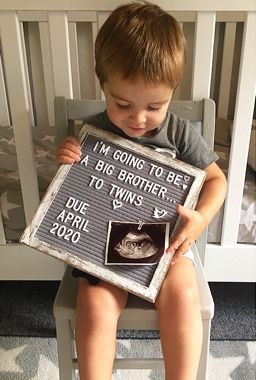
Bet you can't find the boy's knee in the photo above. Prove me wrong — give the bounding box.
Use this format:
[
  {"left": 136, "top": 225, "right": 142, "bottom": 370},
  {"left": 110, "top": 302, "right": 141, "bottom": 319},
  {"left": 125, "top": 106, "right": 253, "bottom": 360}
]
[
  {"left": 156, "top": 281, "right": 200, "bottom": 313},
  {"left": 76, "top": 279, "right": 128, "bottom": 321}
]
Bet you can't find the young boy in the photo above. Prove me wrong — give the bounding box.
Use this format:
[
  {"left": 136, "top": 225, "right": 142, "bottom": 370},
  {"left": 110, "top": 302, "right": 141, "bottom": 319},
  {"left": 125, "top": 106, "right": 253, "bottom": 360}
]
[{"left": 56, "top": 2, "right": 227, "bottom": 379}]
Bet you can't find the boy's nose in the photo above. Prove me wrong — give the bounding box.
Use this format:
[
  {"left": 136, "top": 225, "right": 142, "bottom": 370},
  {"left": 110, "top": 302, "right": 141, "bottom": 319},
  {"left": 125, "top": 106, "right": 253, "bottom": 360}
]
[{"left": 128, "top": 110, "right": 147, "bottom": 125}]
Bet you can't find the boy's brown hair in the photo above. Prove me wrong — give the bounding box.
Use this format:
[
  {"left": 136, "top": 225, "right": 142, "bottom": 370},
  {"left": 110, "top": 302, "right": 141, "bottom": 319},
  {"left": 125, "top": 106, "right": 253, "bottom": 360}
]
[{"left": 95, "top": 1, "right": 186, "bottom": 89}]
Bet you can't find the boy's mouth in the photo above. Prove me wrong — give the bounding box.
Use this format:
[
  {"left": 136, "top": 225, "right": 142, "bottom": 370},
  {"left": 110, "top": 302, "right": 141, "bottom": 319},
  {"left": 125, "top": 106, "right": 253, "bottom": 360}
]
[
  {"left": 127, "top": 125, "right": 146, "bottom": 131},
  {"left": 129, "top": 127, "right": 144, "bottom": 131}
]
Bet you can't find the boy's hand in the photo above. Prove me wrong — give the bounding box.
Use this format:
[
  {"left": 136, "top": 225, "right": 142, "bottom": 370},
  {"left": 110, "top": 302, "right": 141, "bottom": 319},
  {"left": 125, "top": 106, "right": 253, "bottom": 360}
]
[
  {"left": 166, "top": 204, "right": 206, "bottom": 261},
  {"left": 55, "top": 136, "right": 82, "bottom": 164}
]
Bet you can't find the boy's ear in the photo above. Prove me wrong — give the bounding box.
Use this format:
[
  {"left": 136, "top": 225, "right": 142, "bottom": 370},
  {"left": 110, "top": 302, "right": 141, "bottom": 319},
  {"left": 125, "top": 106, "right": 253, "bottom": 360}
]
[
  {"left": 172, "top": 83, "right": 179, "bottom": 95},
  {"left": 100, "top": 80, "right": 107, "bottom": 92}
]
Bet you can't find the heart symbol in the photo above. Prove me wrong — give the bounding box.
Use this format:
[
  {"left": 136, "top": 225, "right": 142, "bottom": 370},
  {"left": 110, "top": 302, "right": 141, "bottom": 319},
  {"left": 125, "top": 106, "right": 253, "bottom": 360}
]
[
  {"left": 113, "top": 200, "right": 123, "bottom": 210},
  {"left": 184, "top": 176, "right": 190, "bottom": 182},
  {"left": 182, "top": 184, "right": 188, "bottom": 190}
]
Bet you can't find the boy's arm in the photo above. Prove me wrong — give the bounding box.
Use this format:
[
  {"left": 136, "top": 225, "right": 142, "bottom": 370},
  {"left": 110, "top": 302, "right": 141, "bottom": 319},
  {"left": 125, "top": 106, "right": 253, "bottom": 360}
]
[
  {"left": 55, "top": 136, "right": 82, "bottom": 164},
  {"left": 167, "top": 162, "right": 227, "bottom": 259}
]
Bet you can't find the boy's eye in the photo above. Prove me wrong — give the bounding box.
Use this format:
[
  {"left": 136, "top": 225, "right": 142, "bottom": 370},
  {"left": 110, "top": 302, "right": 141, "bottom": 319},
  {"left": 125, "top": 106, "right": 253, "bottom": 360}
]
[
  {"left": 148, "top": 106, "right": 160, "bottom": 111},
  {"left": 116, "top": 103, "right": 130, "bottom": 109},
  {"left": 116, "top": 103, "right": 161, "bottom": 111}
]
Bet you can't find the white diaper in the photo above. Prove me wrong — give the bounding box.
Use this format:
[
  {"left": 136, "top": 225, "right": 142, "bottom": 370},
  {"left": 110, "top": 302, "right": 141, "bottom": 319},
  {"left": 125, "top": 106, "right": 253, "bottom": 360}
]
[{"left": 182, "top": 247, "right": 195, "bottom": 265}]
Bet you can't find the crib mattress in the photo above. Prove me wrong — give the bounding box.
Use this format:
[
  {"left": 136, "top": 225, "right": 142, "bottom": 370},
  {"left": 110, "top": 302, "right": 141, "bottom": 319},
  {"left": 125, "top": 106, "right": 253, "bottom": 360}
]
[{"left": 0, "top": 126, "right": 255, "bottom": 244}]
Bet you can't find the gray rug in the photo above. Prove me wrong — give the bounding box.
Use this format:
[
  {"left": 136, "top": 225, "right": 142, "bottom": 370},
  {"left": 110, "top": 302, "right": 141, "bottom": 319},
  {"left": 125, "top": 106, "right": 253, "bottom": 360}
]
[
  {"left": 0, "top": 281, "right": 255, "bottom": 340},
  {"left": 0, "top": 337, "right": 255, "bottom": 379}
]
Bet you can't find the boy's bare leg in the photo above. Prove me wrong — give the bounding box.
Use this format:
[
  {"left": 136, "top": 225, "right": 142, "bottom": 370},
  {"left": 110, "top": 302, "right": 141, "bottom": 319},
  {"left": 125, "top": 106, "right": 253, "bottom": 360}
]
[
  {"left": 75, "top": 279, "right": 128, "bottom": 380},
  {"left": 155, "top": 257, "right": 202, "bottom": 380}
]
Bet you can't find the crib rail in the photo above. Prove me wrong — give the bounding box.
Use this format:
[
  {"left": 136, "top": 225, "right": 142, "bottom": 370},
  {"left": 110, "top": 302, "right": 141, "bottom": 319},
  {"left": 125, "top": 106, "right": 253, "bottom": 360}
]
[{"left": 0, "top": 1, "right": 255, "bottom": 280}]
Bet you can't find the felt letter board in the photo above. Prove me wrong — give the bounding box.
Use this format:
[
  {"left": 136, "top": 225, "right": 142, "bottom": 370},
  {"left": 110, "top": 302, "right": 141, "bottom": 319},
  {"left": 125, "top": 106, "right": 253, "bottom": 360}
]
[{"left": 21, "top": 124, "right": 206, "bottom": 302}]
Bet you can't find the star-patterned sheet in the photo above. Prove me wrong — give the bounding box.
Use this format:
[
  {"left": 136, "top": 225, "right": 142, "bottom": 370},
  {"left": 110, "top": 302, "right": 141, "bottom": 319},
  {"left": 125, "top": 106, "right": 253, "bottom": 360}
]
[
  {"left": 0, "top": 125, "right": 58, "bottom": 242},
  {"left": 0, "top": 125, "right": 255, "bottom": 243}
]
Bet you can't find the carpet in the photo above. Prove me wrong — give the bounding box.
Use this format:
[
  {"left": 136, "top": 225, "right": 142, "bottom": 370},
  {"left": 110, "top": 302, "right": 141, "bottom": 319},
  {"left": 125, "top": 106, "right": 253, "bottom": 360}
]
[
  {"left": 0, "top": 281, "right": 255, "bottom": 340},
  {"left": 0, "top": 337, "right": 255, "bottom": 379}
]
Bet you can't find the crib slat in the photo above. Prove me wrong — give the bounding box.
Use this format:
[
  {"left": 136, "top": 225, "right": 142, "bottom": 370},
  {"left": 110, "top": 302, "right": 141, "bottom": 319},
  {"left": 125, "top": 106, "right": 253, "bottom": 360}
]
[
  {"left": 98, "top": 11, "right": 109, "bottom": 29},
  {"left": 68, "top": 22, "right": 81, "bottom": 99},
  {"left": 76, "top": 22, "right": 96, "bottom": 100},
  {"left": 0, "top": 53, "right": 10, "bottom": 126},
  {"left": 92, "top": 20, "right": 101, "bottom": 100},
  {"left": 221, "top": 12, "right": 256, "bottom": 245},
  {"left": 0, "top": 212, "right": 6, "bottom": 244},
  {"left": 217, "top": 22, "right": 236, "bottom": 119},
  {"left": 210, "top": 23, "right": 220, "bottom": 99},
  {"left": 170, "top": 11, "right": 196, "bottom": 22},
  {"left": 19, "top": 21, "right": 35, "bottom": 127},
  {"left": 174, "top": 22, "right": 194, "bottom": 101},
  {"left": 0, "top": 12, "right": 40, "bottom": 222},
  {"left": 172, "top": 22, "right": 184, "bottom": 100},
  {"left": 26, "top": 22, "right": 49, "bottom": 126},
  {"left": 39, "top": 22, "right": 55, "bottom": 126},
  {"left": 97, "top": 12, "right": 110, "bottom": 101},
  {"left": 18, "top": 10, "right": 48, "bottom": 22},
  {"left": 192, "top": 12, "right": 216, "bottom": 99},
  {"left": 67, "top": 11, "right": 97, "bottom": 22},
  {"left": 48, "top": 11, "right": 73, "bottom": 98}
]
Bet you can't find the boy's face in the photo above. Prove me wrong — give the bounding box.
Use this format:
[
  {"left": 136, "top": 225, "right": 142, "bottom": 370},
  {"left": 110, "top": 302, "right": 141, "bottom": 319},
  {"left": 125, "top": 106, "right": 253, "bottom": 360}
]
[{"left": 102, "top": 74, "right": 173, "bottom": 138}]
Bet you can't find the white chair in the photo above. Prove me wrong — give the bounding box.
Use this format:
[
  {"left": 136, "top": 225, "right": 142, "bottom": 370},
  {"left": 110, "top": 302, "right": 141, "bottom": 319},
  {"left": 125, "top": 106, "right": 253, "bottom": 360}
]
[{"left": 53, "top": 96, "right": 215, "bottom": 380}]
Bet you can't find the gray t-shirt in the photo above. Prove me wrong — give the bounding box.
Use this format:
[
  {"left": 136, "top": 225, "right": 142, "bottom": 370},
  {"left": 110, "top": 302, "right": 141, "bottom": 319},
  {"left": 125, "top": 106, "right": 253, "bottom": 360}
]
[{"left": 84, "top": 110, "right": 218, "bottom": 170}]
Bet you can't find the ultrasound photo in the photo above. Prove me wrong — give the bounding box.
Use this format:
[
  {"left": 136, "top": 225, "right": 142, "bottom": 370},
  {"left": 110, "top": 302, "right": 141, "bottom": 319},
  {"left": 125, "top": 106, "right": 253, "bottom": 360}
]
[{"left": 105, "top": 221, "right": 170, "bottom": 265}]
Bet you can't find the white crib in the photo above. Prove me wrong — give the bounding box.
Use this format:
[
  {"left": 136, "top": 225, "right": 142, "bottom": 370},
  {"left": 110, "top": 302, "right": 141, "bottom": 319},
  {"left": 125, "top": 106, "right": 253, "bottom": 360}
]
[{"left": 0, "top": 1, "right": 255, "bottom": 281}]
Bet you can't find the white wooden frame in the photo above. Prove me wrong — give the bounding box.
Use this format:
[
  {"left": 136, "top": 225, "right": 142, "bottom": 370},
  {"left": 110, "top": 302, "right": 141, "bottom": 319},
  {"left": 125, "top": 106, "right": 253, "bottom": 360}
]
[
  {"left": 20, "top": 124, "right": 205, "bottom": 302},
  {"left": 0, "top": 1, "right": 255, "bottom": 281}
]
